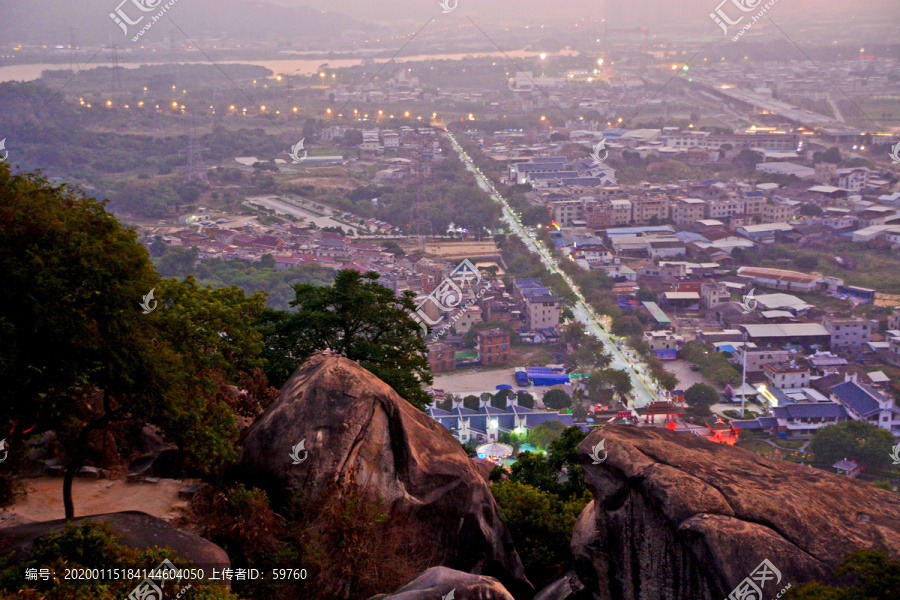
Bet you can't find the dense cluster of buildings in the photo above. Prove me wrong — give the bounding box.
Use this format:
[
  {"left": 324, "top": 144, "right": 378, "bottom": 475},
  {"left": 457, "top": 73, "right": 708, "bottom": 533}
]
[{"left": 424, "top": 277, "right": 562, "bottom": 373}]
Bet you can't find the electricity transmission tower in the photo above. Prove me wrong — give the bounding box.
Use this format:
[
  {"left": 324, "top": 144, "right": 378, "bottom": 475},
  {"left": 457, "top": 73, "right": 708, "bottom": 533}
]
[
  {"left": 184, "top": 116, "right": 209, "bottom": 184},
  {"left": 410, "top": 133, "right": 434, "bottom": 253}
]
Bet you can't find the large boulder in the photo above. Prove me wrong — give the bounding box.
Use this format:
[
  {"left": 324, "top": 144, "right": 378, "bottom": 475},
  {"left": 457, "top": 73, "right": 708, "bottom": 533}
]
[
  {"left": 237, "top": 352, "right": 530, "bottom": 596},
  {"left": 368, "top": 566, "right": 514, "bottom": 600},
  {"left": 0, "top": 510, "right": 230, "bottom": 583},
  {"left": 574, "top": 426, "right": 900, "bottom": 600},
  {"left": 533, "top": 571, "right": 584, "bottom": 600}
]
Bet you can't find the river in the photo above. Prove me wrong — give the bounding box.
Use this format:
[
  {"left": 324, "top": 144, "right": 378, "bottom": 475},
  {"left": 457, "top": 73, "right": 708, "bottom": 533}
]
[{"left": 0, "top": 49, "right": 578, "bottom": 83}]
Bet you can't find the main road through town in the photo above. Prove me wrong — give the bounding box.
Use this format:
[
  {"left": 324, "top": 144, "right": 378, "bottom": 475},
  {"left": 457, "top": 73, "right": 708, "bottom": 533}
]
[{"left": 445, "top": 132, "right": 659, "bottom": 410}]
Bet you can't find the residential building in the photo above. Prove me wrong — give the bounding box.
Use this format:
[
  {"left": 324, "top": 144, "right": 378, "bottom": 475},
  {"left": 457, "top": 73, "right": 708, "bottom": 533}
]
[
  {"left": 643, "top": 330, "right": 683, "bottom": 359},
  {"left": 631, "top": 196, "right": 669, "bottom": 224},
  {"left": 700, "top": 282, "right": 730, "bottom": 310},
  {"left": 583, "top": 197, "right": 614, "bottom": 229},
  {"left": 476, "top": 328, "right": 510, "bottom": 366},
  {"left": 824, "top": 317, "right": 872, "bottom": 350},
  {"left": 764, "top": 362, "right": 810, "bottom": 390},
  {"left": 427, "top": 342, "right": 457, "bottom": 373},
  {"left": 610, "top": 199, "right": 633, "bottom": 225},
  {"left": 670, "top": 198, "right": 707, "bottom": 225},
  {"left": 888, "top": 311, "right": 900, "bottom": 332},
  {"left": 830, "top": 375, "right": 900, "bottom": 434},
  {"left": 731, "top": 346, "right": 792, "bottom": 374},
  {"left": 705, "top": 197, "right": 745, "bottom": 220},
  {"left": 743, "top": 195, "right": 766, "bottom": 216},
  {"left": 453, "top": 305, "right": 483, "bottom": 334},
  {"left": 513, "top": 279, "right": 560, "bottom": 331},
  {"left": 761, "top": 202, "right": 796, "bottom": 224},
  {"left": 551, "top": 200, "right": 584, "bottom": 227}
]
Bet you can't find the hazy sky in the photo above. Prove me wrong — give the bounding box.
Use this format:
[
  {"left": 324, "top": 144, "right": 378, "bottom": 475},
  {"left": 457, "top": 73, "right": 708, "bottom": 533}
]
[
  {"left": 271, "top": 0, "right": 900, "bottom": 28},
  {"left": 1, "top": 0, "right": 898, "bottom": 45}
]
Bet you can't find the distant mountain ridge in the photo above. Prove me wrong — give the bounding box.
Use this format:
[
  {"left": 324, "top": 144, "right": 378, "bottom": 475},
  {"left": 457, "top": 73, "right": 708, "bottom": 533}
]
[{"left": 0, "top": 0, "right": 370, "bottom": 45}]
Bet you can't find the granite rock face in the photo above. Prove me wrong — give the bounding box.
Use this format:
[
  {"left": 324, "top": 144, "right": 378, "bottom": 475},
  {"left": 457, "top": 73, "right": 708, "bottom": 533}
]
[
  {"left": 237, "top": 352, "right": 530, "bottom": 596},
  {"left": 574, "top": 426, "right": 900, "bottom": 600},
  {"left": 533, "top": 571, "right": 585, "bottom": 600},
  {"left": 368, "top": 566, "right": 515, "bottom": 600}
]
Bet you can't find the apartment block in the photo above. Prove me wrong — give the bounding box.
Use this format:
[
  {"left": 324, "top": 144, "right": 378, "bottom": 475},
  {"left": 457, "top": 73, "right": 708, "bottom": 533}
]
[
  {"left": 764, "top": 362, "right": 810, "bottom": 390},
  {"left": 477, "top": 328, "right": 510, "bottom": 366},
  {"left": 631, "top": 196, "right": 669, "bottom": 224},
  {"left": 705, "top": 197, "right": 745, "bottom": 220},
  {"left": 761, "top": 202, "right": 796, "bottom": 224},
  {"left": 513, "top": 279, "right": 560, "bottom": 331},
  {"left": 731, "top": 346, "right": 792, "bottom": 373},
  {"left": 670, "top": 198, "right": 706, "bottom": 225},
  {"left": 743, "top": 195, "right": 766, "bottom": 216},
  {"left": 427, "top": 342, "right": 457, "bottom": 373},
  {"left": 824, "top": 317, "right": 872, "bottom": 350},
  {"left": 610, "top": 199, "right": 633, "bottom": 225},
  {"left": 700, "top": 282, "right": 730, "bottom": 309}
]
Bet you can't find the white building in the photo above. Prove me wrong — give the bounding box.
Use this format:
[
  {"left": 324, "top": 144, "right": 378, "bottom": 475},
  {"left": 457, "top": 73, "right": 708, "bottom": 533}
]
[
  {"left": 824, "top": 317, "right": 872, "bottom": 350},
  {"left": 764, "top": 362, "right": 810, "bottom": 390}
]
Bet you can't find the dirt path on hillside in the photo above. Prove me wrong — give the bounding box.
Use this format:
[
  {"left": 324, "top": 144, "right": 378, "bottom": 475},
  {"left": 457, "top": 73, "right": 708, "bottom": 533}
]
[{"left": 1, "top": 477, "right": 189, "bottom": 527}]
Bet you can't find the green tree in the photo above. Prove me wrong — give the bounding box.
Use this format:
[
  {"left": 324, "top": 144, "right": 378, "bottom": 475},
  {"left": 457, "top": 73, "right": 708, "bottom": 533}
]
[
  {"left": 156, "top": 245, "right": 199, "bottom": 277},
  {"left": 611, "top": 315, "right": 644, "bottom": 337},
  {"left": 258, "top": 253, "right": 276, "bottom": 269},
  {"left": 0, "top": 168, "right": 267, "bottom": 518},
  {"left": 516, "top": 391, "right": 535, "bottom": 409},
  {"left": 490, "top": 481, "right": 589, "bottom": 589},
  {"left": 547, "top": 426, "right": 588, "bottom": 500},
  {"left": 493, "top": 389, "right": 515, "bottom": 409},
  {"left": 568, "top": 334, "right": 612, "bottom": 371},
  {"left": 814, "top": 147, "right": 842, "bottom": 165},
  {"left": 463, "top": 395, "right": 480, "bottom": 411},
  {"left": 508, "top": 451, "right": 558, "bottom": 493},
  {"left": 785, "top": 550, "right": 900, "bottom": 600},
  {"left": 587, "top": 369, "right": 633, "bottom": 403},
  {"left": 684, "top": 383, "right": 720, "bottom": 410},
  {"left": 257, "top": 270, "right": 433, "bottom": 409},
  {"left": 528, "top": 420, "right": 567, "bottom": 449},
  {"left": 799, "top": 204, "right": 824, "bottom": 217},
  {"left": 808, "top": 421, "right": 896, "bottom": 468},
  {"left": 543, "top": 389, "right": 572, "bottom": 410},
  {"left": 794, "top": 255, "right": 819, "bottom": 270},
  {"left": 571, "top": 402, "right": 588, "bottom": 420},
  {"left": 657, "top": 371, "right": 679, "bottom": 392},
  {"left": 734, "top": 148, "right": 763, "bottom": 169}
]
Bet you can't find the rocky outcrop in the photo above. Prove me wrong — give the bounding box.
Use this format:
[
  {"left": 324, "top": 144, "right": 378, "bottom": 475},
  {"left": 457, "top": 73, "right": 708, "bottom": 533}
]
[
  {"left": 369, "top": 566, "right": 515, "bottom": 600},
  {"left": 0, "top": 511, "right": 230, "bottom": 580},
  {"left": 534, "top": 571, "right": 584, "bottom": 600},
  {"left": 237, "top": 352, "right": 530, "bottom": 596},
  {"left": 575, "top": 426, "right": 900, "bottom": 600}
]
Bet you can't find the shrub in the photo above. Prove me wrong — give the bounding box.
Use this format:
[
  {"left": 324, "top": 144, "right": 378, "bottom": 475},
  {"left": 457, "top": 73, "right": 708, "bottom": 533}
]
[
  {"left": 491, "top": 481, "right": 590, "bottom": 589},
  {"left": 0, "top": 522, "right": 237, "bottom": 600}
]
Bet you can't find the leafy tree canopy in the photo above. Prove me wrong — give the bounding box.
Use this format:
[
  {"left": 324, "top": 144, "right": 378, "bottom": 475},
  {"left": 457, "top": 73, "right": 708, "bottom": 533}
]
[
  {"left": 0, "top": 167, "right": 268, "bottom": 517},
  {"left": 543, "top": 389, "right": 572, "bottom": 410},
  {"left": 684, "top": 383, "right": 720, "bottom": 409},
  {"left": 808, "top": 421, "right": 896, "bottom": 468},
  {"left": 257, "top": 270, "right": 433, "bottom": 409},
  {"left": 785, "top": 550, "right": 900, "bottom": 600}
]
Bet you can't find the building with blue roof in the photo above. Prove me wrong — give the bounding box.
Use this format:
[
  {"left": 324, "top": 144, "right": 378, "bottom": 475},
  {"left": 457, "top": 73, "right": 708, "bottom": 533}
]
[
  {"left": 428, "top": 398, "right": 576, "bottom": 444},
  {"left": 731, "top": 374, "right": 900, "bottom": 437}
]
